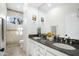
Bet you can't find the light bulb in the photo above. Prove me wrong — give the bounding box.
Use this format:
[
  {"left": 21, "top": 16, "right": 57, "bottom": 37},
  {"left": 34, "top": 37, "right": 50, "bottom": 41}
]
[{"left": 48, "top": 3, "right": 52, "bottom": 7}]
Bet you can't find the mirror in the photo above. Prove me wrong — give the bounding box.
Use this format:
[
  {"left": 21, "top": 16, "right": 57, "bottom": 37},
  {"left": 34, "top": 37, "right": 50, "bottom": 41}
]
[{"left": 37, "top": 3, "right": 79, "bottom": 40}]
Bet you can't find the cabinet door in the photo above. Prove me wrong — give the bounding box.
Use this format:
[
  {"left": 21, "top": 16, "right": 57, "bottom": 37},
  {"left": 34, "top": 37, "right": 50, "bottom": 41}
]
[
  {"left": 32, "top": 42, "right": 45, "bottom": 56},
  {"left": 29, "top": 40, "right": 38, "bottom": 56},
  {"left": 38, "top": 47, "right": 46, "bottom": 56},
  {"left": 46, "top": 52, "right": 56, "bottom": 56},
  {"left": 29, "top": 40, "right": 34, "bottom": 56},
  {"left": 30, "top": 40, "right": 46, "bottom": 56},
  {"left": 27, "top": 39, "right": 32, "bottom": 56},
  {"left": 29, "top": 40, "right": 35, "bottom": 56},
  {"left": 33, "top": 45, "right": 39, "bottom": 56}
]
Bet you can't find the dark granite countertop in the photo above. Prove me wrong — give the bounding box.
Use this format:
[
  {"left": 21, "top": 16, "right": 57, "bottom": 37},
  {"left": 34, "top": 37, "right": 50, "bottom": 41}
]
[{"left": 29, "top": 34, "right": 79, "bottom": 56}]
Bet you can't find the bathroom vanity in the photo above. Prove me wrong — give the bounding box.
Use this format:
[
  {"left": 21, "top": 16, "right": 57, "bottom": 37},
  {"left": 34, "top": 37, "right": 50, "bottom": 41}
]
[
  {"left": 29, "top": 38, "right": 68, "bottom": 56},
  {"left": 29, "top": 34, "right": 79, "bottom": 56}
]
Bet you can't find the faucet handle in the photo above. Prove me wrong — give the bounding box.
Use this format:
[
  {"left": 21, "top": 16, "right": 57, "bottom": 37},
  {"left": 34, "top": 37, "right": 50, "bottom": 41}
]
[
  {"left": 65, "top": 39, "right": 67, "bottom": 44},
  {"left": 60, "top": 38, "right": 63, "bottom": 43},
  {"left": 68, "top": 37, "right": 73, "bottom": 45},
  {"left": 70, "top": 39, "right": 73, "bottom": 45}
]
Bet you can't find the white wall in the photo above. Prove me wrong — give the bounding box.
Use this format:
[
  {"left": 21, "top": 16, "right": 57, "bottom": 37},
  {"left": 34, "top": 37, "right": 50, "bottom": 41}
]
[
  {"left": 23, "top": 4, "right": 38, "bottom": 55},
  {"left": 46, "top": 6, "right": 66, "bottom": 37},
  {"left": 0, "top": 3, "right": 7, "bottom": 20},
  {"left": 23, "top": 4, "right": 47, "bottom": 55},
  {"left": 23, "top": 4, "right": 47, "bottom": 35},
  {"left": 65, "top": 11, "right": 79, "bottom": 40},
  {"left": 46, "top": 4, "right": 79, "bottom": 39}
]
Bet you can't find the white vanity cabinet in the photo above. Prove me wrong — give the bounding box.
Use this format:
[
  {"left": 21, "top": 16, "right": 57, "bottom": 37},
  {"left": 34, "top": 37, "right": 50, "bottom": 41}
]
[
  {"left": 45, "top": 48, "right": 57, "bottom": 56},
  {"left": 37, "top": 44, "right": 46, "bottom": 56},
  {"left": 29, "top": 39, "right": 46, "bottom": 56},
  {"left": 29, "top": 39, "right": 68, "bottom": 56},
  {"left": 29, "top": 39, "right": 38, "bottom": 56}
]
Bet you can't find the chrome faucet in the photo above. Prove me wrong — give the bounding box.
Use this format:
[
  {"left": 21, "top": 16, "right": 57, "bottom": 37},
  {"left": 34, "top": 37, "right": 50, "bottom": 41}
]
[
  {"left": 60, "top": 39, "right": 63, "bottom": 43},
  {"left": 64, "top": 34, "right": 68, "bottom": 44},
  {"left": 65, "top": 39, "right": 67, "bottom": 44},
  {"left": 69, "top": 37, "right": 73, "bottom": 45},
  {"left": 70, "top": 40, "right": 72, "bottom": 45}
]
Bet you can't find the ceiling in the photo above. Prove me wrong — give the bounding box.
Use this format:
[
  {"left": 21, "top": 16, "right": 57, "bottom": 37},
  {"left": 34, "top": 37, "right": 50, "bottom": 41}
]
[
  {"left": 28, "top": 3, "right": 43, "bottom": 8},
  {"left": 28, "top": 3, "right": 79, "bottom": 12},
  {"left": 7, "top": 3, "right": 24, "bottom": 12},
  {"left": 7, "top": 3, "right": 44, "bottom": 12},
  {"left": 7, "top": 3, "right": 43, "bottom": 12},
  {"left": 7, "top": 3, "right": 79, "bottom": 13},
  {"left": 28, "top": 3, "right": 65, "bottom": 12}
]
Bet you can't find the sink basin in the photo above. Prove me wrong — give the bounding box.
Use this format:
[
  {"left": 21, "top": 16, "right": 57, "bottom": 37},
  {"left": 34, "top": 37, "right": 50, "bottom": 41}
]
[
  {"left": 33, "top": 37, "right": 41, "bottom": 40},
  {"left": 53, "top": 43, "right": 76, "bottom": 50}
]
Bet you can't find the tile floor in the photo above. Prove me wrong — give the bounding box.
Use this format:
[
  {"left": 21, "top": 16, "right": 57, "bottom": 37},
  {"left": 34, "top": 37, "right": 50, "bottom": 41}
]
[{"left": 4, "top": 44, "right": 26, "bottom": 56}]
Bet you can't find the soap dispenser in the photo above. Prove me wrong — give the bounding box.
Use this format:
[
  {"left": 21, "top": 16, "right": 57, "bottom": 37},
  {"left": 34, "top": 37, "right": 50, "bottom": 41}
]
[{"left": 54, "top": 35, "right": 59, "bottom": 42}]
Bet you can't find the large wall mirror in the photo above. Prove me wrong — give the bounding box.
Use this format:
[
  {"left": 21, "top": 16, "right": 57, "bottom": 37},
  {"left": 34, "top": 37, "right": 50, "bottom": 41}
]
[{"left": 38, "top": 3, "right": 79, "bottom": 40}]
